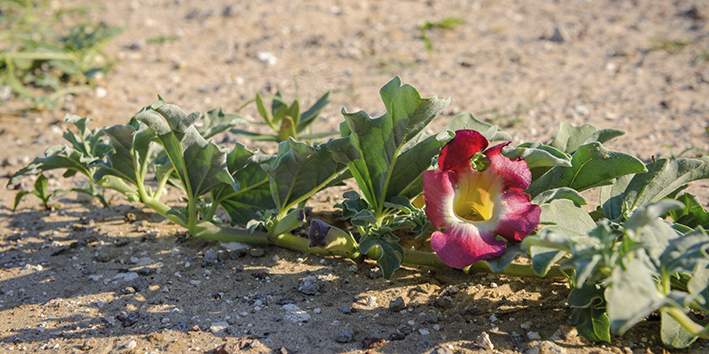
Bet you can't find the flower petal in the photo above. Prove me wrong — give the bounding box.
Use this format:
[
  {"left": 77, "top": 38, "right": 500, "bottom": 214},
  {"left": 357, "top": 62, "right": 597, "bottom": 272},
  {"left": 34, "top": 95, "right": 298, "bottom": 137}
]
[
  {"left": 430, "top": 224, "right": 506, "bottom": 269},
  {"left": 485, "top": 142, "right": 532, "bottom": 191},
  {"left": 422, "top": 169, "right": 457, "bottom": 229},
  {"left": 439, "top": 130, "right": 488, "bottom": 173},
  {"left": 494, "top": 190, "right": 542, "bottom": 242}
]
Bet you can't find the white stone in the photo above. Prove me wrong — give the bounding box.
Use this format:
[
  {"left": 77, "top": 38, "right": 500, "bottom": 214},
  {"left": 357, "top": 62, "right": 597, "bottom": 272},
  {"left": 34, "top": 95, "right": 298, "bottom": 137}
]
[
  {"left": 283, "top": 304, "right": 310, "bottom": 322},
  {"left": 210, "top": 322, "right": 229, "bottom": 333},
  {"left": 527, "top": 331, "right": 542, "bottom": 340}
]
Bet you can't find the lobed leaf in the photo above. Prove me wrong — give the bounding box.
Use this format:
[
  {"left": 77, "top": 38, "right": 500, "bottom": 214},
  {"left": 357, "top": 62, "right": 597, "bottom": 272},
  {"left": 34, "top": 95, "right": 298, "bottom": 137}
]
[
  {"left": 211, "top": 143, "right": 276, "bottom": 225},
  {"left": 94, "top": 124, "right": 162, "bottom": 189},
  {"left": 262, "top": 138, "right": 348, "bottom": 212},
  {"left": 526, "top": 142, "right": 646, "bottom": 198},
  {"left": 135, "top": 100, "right": 236, "bottom": 199},
  {"left": 659, "top": 226, "right": 709, "bottom": 276},
  {"left": 359, "top": 234, "right": 404, "bottom": 279},
  {"left": 621, "top": 157, "right": 709, "bottom": 214},
  {"left": 197, "top": 107, "right": 245, "bottom": 139},
  {"left": 330, "top": 76, "right": 450, "bottom": 212},
  {"left": 527, "top": 200, "right": 597, "bottom": 276},
  {"left": 670, "top": 193, "right": 709, "bottom": 229},
  {"left": 550, "top": 122, "right": 624, "bottom": 154},
  {"left": 8, "top": 145, "right": 94, "bottom": 186},
  {"left": 599, "top": 174, "right": 634, "bottom": 220}
]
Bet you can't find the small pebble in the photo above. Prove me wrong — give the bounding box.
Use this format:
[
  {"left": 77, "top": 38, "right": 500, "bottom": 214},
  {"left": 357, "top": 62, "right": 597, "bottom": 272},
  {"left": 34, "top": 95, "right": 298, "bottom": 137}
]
[
  {"left": 527, "top": 331, "right": 542, "bottom": 340},
  {"left": 298, "top": 275, "right": 323, "bottom": 295},
  {"left": 336, "top": 330, "right": 354, "bottom": 343},
  {"left": 250, "top": 248, "right": 265, "bottom": 257}
]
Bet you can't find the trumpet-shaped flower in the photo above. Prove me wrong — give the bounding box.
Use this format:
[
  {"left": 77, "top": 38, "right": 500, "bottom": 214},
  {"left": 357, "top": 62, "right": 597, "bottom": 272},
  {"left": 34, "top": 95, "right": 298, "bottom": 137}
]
[{"left": 423, "top": 130, "right": 541, "bottom": 269}]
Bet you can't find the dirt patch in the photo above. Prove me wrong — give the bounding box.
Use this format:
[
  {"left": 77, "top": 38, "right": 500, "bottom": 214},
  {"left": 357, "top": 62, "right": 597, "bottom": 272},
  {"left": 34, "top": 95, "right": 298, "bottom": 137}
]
[{"left": 2, "top": 0, "right": 709, "bottom": 353}]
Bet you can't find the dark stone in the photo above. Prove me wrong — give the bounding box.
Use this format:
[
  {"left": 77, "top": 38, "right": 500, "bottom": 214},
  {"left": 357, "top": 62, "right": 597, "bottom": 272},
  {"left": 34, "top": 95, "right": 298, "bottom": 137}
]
[{"left": 389, "top": 296, "right": 406, "bottom": 312}]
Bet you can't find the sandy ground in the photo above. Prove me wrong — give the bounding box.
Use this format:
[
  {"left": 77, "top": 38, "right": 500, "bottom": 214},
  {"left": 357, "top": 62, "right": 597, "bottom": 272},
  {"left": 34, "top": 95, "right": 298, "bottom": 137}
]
[{"left": 2, "top": 0, "right": 709, "bottom": 353}]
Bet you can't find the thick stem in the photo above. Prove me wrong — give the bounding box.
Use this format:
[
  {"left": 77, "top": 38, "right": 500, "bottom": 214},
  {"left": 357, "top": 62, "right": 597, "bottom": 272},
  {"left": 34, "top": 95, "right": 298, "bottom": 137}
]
[
  {"left": 187, "top": 196, "right": 197, "bottom": 234},
  {"left": 97, "top": 176, "right": 140, "bottom": 202},
  {"left": 141, "top": 196, "right": 187, "bottom": 228},
  {"left": 362, "top": 244, "right": 567, "bottom": 278},
  {"left": 193, "top": 222, "right": 353, "bottom": 257}
]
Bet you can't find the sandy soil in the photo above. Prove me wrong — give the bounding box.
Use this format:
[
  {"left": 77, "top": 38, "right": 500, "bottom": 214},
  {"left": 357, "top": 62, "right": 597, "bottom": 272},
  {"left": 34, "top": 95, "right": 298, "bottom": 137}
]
[{"left": 2, "top": 0, "right": 709, "bottom": 353}]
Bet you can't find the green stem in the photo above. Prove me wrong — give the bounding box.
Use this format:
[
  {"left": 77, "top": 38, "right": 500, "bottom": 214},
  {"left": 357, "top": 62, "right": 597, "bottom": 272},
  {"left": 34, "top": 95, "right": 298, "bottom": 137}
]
[
  {"left": 203, "top": 193, "right": 220, "bottom": 222},
  {"left": 152, "top": 167, "right": 174, "bottom": 200},
  {"left": 193, "top": 222, "right": 354, "bottom": 258},
  {"left": 142, "top": 196, "right": 186, "bottom": 228},
  {"left": 363, "top": 244, "right": 567, "bottom": 278},
  {"left": 187, "top": 196, "right": 197, "bottom": 234}
]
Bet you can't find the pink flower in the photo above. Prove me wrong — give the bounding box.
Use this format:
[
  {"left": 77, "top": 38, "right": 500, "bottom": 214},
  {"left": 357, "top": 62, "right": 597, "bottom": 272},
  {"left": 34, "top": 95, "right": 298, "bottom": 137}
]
[{"left": 423, "top": 130, "right": 541, "bottom": 269}]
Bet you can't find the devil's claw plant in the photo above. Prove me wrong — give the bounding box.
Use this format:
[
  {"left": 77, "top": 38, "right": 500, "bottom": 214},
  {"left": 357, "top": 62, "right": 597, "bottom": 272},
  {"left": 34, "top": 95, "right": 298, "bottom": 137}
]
[{"left": 8, "top": 77, "right": 709, "bottom": 348}]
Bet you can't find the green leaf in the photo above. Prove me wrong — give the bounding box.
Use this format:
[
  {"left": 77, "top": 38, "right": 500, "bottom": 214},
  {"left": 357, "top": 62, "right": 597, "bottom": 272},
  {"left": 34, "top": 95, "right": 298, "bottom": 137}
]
[
  {"left": 624, "top": 200, "right": 683, "bottom": 266},
  {"left": 8, "top": 145, "right": 95, "bottom": 186},
  {"left": 255, "top": 93, "right": 273, "bottom": 127},
  {"left": 531, "top": 187, "right": 587, "bottom": 205},
  {"left": 526, "top": 142, "right": 646, "bottom": 198},
  {"left": 330, "top": 76, "right": 450, "bottom": 212},
  {"left": 670, "top": 193, "right": 709, "bottom": 228},
  {"left": 661, "top": 309, "right": 698, "bottom": 348},
  {"left": 62, "top": 114, "right": 111, "bottom": 159},
  {"left": 197, "top": 106, "right": 245, "bottom": 139},
  {"left": 33, "top": 173, "right": 50, "bottom": 202},
  {"left": 445, "top": 112, "right": 511, "bottom": 142},
  {"left": 688, "top": 264, "right": 709, "bottom": 312},
  {"left": 216, "top": 145, "right": 275, "bottom": 225},
  {"left": 7, "top": 114, "right": 110, "bottom": 186},
  {"left": 605, "top": 255, "right": 665, "bottom": 335},
  {"left": 262, "top": 138, "right": 348, "bottom": 212},
  {"left": 599, "top": 173, "right": 635, "bottom": 220},
  {"left": 359, "top": 234, "right": 404, "bottom": 279},
  {"left": 621, "top": 157, "right": 709, "bottom": 213},
  {"left": 529, "top": 200, "right": 597, "bottom": 276},
  {"left": 297, "top": 91, "right": 331, "bottom": 132},
  {"left": 135, "top": 100, "right": 236, "bottom": 199},
  {"left": 271, "top": 92, "right": 288, "bottom": 124},
  {"left": 94, "top": 124, "right": 162, "bottom": 190},
  {"left": 502, "top": 142, "right": 572, "bottom": 169},
  {"left": 660, "top": 226, "right": 709, "bottom": 275},
  {"left": 550, "top": 122, "right": 625, "bottom": 154},
  {"left": 13, "top": 190, "right": 33, "bottom": 211},
  {"left": 568, "top": 282, "right": 611, "bottom": 343}
]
